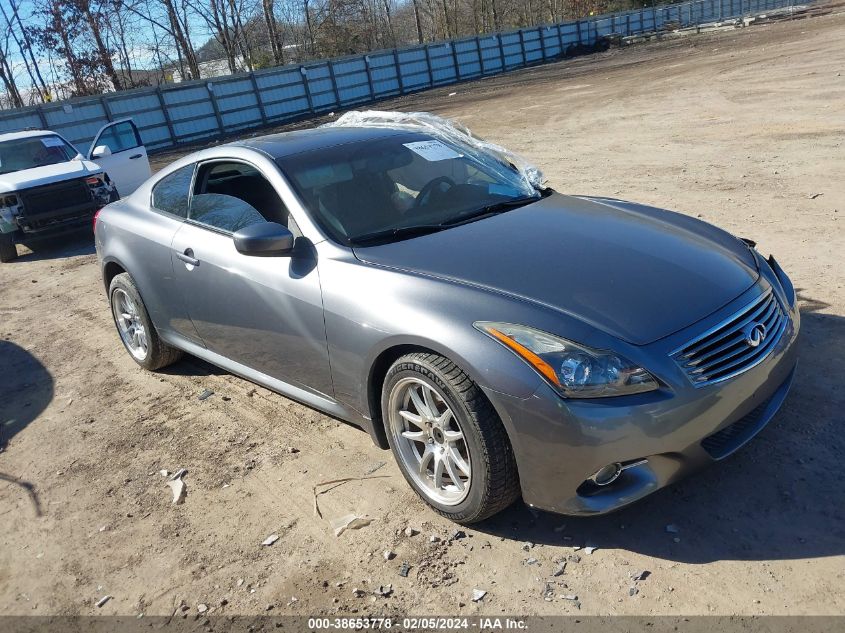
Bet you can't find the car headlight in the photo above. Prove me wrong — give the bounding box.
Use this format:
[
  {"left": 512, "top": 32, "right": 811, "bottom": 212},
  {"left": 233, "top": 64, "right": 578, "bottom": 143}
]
[
  {"left": 474, "top": 321, "right": 658, "bottom": 398},
  {"left": 1, "top": 193, "right": 21, "bottom": 208}
]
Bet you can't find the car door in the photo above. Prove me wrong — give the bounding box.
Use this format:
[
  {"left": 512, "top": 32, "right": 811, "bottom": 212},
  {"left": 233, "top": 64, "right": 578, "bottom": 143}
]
[
  {"left": 170, "top": 158, "right": 334, "bottom": 397},
  {"left": 145, "top": 162, "right": 204, "bottom": 345},
  {"left": 88, "top": 119, "right": 151, "bottom": 195}
]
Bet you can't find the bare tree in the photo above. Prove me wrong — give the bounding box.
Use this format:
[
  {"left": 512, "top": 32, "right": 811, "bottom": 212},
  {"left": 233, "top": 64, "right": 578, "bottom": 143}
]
[
  {"left": 2, "top": 0, "right": 50, "bottom": 102},
  {"left": 31, "top": 0, "right": 89, "bottom": 95},
  {"left": 123, "top": 0, "right": 201, "bottom": 79},
  {"left": 303, "top": 0, "right": 316, "bottom": 57},
  {"left": 105, "top": 0, "right": 139, "bottom": 86},
  {"left": 410, "top": 0, "right": 424, "bottom": 42},
  {"left": 189, "top": 0, "right": 240, "bottom": 73},
  {"left": 229, "top": 0, "right": 257, "bottom": 70},
  {"left": 262, "top": 0, "right": 285, "bottom": 64},
  {"left": 74, "top": 0, "right": 124, "bottom": 89},
  {"left": 0, "top": 34, "right": 24, "bottom": 108},
  {"left": 381, "top": 0, "right": 396, "bottom": 46}
]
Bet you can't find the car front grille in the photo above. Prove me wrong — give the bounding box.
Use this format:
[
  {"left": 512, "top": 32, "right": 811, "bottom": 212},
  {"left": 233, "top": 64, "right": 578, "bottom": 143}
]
[
  {"left": 19, "top": 178, "right": 93, "bottom": 216},
  {"left": 671, "top": 289, "right": 787, "bottom": 387}
]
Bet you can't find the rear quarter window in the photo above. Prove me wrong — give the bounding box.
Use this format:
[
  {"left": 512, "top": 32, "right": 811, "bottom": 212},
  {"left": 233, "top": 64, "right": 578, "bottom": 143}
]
[{"left": 151, "top": 164, "right": 195, "bottom": 218}]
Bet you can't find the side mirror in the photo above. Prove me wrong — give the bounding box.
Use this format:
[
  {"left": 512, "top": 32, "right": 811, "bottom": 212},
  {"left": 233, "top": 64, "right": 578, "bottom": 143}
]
[
  {"left": 233, "top": 222, "right": 294, "bottom": 256},
  {"left": 91, "top": 145, "right": 112, "bottom": 159}
]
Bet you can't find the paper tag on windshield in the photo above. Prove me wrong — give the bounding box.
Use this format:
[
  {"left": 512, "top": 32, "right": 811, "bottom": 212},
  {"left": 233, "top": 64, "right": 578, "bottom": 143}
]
[
  {"left": 41, "top": 136, "right": 65, "bottom": 148},
  {"left": 403, "top": 140, "right": 461, "bottom": 162}
]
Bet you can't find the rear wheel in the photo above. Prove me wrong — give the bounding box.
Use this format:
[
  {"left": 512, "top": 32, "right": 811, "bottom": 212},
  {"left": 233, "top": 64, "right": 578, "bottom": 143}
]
[
  {"left": 0, "top": 234, "right": 17, "bottom": 263},
  {"left": 382, "top": 352, "right": 520, "bottom": 524},
  {"left": 109, "top": 272, "right": 182, "bottom": 370}
]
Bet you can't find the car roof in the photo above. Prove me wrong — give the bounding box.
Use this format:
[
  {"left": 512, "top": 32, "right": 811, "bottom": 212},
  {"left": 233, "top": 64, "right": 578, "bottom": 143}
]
[
  {"left": 232, "top": 126, "right": 429, "bottom": 159},
  {"left": 0, "top": 129, "right": 58, "bottom": 143}
]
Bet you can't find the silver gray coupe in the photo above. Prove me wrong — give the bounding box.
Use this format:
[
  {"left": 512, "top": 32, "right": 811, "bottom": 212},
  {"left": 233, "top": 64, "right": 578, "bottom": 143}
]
[{"left": 95, "top": 120, "right": 799, "bottom": 523}]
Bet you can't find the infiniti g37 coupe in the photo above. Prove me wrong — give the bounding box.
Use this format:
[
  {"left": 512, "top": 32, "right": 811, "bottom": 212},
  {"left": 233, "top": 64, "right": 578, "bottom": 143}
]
[{"left": 95, "top": 122, "right": 799, "bottom": 523}]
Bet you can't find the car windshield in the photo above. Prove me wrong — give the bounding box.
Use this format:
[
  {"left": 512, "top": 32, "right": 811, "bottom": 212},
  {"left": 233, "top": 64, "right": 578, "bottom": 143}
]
[
  {"left": 276, "top": 132, "right": 541, "bottom": 245},
  {"left": 0, "top": 135, "right": 78, "bottom": 175}
]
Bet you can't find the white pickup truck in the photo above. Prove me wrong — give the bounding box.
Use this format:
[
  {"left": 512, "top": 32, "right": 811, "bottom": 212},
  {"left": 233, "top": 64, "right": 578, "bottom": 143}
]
[{"left": 0, "top": 119, "right": 151, "bottom": 262}]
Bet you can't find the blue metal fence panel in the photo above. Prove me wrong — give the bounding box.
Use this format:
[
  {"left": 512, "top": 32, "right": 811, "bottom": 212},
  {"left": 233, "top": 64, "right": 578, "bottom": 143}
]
[
  {"left": 107, "top": 92, "right": 158, "bottom": 117},
  {"left": 256, "top": 68, "right": 306, "bottom": 105},
  {"left": 541, "top": 26, "right": 563, "bottom": 57},
  {"left": 429, "top": 44, "right": 457, "bottom": 84},
  {"left": 162, "top": 84, "right": 206, "bottom": 105},
  {"left": 211, "top": 77, "right": 253, "bottom": 97},
  {"left": 396, "top": 48, "right": 429, "bottom": 90},
  {"left": 0, "top": 110, "right": 42, "bottom": 132},
  {"left": 522, "top": 30, "right": 544, "bottom": 64},
  {"left": 500, "top": 32, "right": 523, "bottom": 69},
  {"left": 560, "top": 22, "right": 579, "bottom": 47},
  {"left": 304, "top": 63, "right": 336, "bottom": 110},
  {"left": 166, "top": 99, "right": 213, "bottom": 124},
  {"left": 479, "top": 36, "right": 503, "bottom": 74},
  {"left": 454, "top": 39, "right": 481, "bottom": 79},
  {"left": 332, "top": 58, "right": 371, "bottom": 105},
  {"left": 369, "top": 53, "right": 401, "bottom": 97},
  {"left": 0, "top": 0, "right": 799, "bottom": 155}
]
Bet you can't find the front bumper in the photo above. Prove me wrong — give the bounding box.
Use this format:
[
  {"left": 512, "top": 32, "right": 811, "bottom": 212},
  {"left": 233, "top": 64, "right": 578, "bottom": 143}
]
[
  {"left": 2, "top": 175, "right": 113, "bottom": 242},
  {"left": 485, "top": 255, "right": 800, "bottom": 516},
  {"left": 9, "top": 207, "right": 98, "bottom": 241}
]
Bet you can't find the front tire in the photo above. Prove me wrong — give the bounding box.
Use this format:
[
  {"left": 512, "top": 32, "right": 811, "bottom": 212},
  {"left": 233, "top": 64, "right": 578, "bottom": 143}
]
[
  {"left": 109, "top": 272, "right": 182, "bottom": 370},
  {"left": 0, "top": 234, "right": 17, "bottom": 263},
  {"left": 382, "top": 352, "right": 520, "bottom": 524}
]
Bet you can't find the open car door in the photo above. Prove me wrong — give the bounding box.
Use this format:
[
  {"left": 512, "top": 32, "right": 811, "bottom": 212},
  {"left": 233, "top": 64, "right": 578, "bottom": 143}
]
[{"left": 88, "top": 119, "right": 151, "bottom": 196}]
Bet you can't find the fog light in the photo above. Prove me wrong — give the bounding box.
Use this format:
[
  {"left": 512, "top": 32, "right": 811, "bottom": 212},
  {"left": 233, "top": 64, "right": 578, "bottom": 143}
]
[{"left": 590, "top": 463, "right": 623, "bottom": 486}]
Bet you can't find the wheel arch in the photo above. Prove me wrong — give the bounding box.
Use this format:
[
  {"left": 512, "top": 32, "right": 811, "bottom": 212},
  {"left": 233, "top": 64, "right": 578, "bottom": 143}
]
[
  {"left": 365, "top": 338, "right": 511, "bottom": 452},
  {"left": 367, "top": 344, "right": 427, "bottom": 449},
  {"left": 102, "top": 257, "right": 127, "bottom": 294}
]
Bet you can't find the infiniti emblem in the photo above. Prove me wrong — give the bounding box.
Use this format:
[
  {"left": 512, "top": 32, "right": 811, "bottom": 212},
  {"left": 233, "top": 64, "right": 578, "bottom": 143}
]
[{"left": 743, "top": 322, "right": 767, "bottom": 348}]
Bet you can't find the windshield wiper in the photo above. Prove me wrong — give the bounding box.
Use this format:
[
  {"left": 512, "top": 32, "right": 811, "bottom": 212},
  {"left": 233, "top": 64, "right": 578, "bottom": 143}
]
[
  {"left": 440, "top": 195, "right": 540, "bottom": 227},
  {"left": 348, "top": 195, "right": 543, "bottom": 245},
  {"left": 348, "top": 224, "right": 445, "bottom": 245}
]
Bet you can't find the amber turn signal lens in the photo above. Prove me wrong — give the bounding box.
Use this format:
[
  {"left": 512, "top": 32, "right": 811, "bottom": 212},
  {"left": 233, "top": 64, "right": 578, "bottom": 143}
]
[{"left": 485, "top": 326, "right": 561, "bottom": 387}]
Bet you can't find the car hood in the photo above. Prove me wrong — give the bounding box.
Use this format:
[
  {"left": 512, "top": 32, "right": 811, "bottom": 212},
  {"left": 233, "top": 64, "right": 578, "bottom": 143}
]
[
  {"left": 0, "top": 158, "right": 100, "bottom": 193},
  {"left": 353, "top": 193, "right": 759, "bottom": 345}
]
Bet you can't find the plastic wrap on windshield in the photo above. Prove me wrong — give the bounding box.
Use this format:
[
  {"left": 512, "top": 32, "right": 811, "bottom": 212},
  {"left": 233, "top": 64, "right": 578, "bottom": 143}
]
[{"left": 323, "top": 110, "right": 545, "bottom": 191}]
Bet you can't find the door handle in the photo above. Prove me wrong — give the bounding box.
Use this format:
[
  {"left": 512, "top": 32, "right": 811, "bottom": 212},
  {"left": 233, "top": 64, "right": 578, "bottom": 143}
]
[
  {"left": 176, "top": 248, "right": 199, "bottom": 267},
  {"left": 129, "top": 153, "right": 143, "bottom": 160}
]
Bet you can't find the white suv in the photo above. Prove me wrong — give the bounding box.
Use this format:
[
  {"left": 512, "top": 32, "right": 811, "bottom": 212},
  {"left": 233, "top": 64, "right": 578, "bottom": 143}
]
[{"left": 0, "top": 119, "right": 151, "bottom": 262}]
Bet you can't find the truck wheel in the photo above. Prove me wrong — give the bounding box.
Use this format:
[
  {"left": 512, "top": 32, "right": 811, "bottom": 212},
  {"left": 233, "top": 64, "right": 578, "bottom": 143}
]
[
  {"left": 0, "top": 235, "right": 17, "bottom": 263},
  {"left": 109, "top": 272, "right": 183, "bottom": 370},
  {"left": 382, "top": 352, "right": 521, "bottom": 524}
]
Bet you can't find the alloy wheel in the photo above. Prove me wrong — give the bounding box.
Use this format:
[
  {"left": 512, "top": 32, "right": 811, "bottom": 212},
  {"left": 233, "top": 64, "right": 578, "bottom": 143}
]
[
  {"left": 388, "top": 376, "right": 472, "bottom": 505},
  {"left": 112, "top": 288, "right": 148, "bottom": 361}
]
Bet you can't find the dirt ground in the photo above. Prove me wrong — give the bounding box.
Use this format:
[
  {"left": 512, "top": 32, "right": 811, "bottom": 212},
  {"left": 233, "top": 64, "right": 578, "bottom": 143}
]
[{"left": 1, "top": 5, "right": 844, "bottom": 619}]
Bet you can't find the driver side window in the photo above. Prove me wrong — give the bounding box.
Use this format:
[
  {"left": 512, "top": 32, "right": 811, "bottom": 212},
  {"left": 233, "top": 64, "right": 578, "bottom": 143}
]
[
  {"left": 96, "top": 121, "right": 141, "bottom": 154},
  {"left": 188, "top": 161, "right": 299, "bottom": 236}
]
